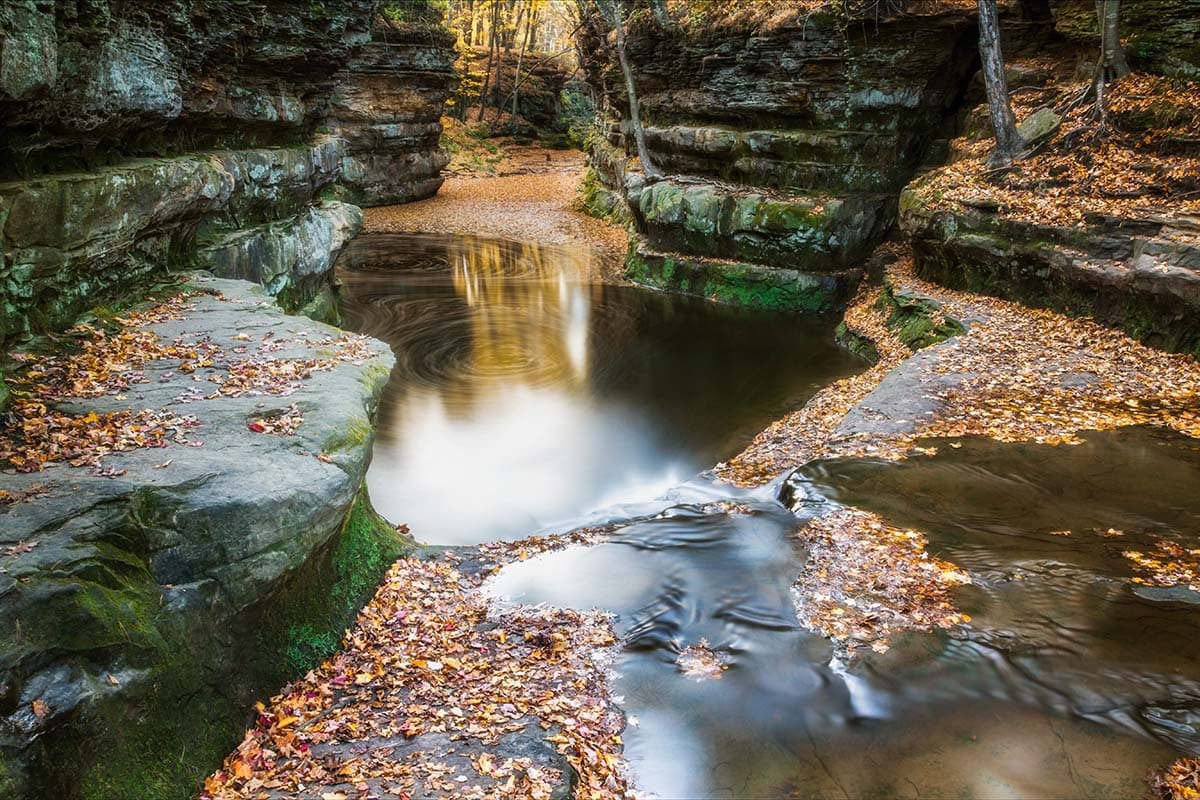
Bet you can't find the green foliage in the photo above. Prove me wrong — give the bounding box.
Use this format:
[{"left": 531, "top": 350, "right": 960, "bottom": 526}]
[
  {"left": 380, "top": 0, "right": 448, "bottom": 26},
  {"left": 561, "top": 83, "right": 598, "bottom": 149}
]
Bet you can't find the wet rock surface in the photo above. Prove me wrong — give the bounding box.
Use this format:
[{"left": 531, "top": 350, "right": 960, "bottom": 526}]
[{"left": 0, "top": 275, "right": 397, "bottom": 799}]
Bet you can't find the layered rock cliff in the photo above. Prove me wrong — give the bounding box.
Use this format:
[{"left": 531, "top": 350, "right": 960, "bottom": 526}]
[
  {"left": 900, "top": 2, "right": 1200, "bottom": 353},
  {"left": 0, "top": 1, "right": 456, "bottom": 345},
  {"left": 330, "top": 22, "right": 458, "bottom": 206},
  {"left": 579, "top": 6, "right": 983, "bottom": 310},
  {"left": 0, "top": 2, "right": 455, "bottom": 797},
  {"left": 581, "top": 1, "right": 1199, "bottom": 353}
]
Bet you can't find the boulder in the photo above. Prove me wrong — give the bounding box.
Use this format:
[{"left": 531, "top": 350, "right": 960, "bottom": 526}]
[
  {"left": 0, "top": 275, "right": 402, "bottom": 799},
  {"left": 1017, "top": 107, "right": 1062, "bottom": 144}
]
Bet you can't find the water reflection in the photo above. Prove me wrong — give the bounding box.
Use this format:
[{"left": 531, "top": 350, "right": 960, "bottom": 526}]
[
  {"left": 339, "top": 232, "right": 1200, "bottom": 795},
  {"left": 487, "top": 429, "right": 1200, "bottom": 797},
  {"left": 337, "top": 233, "right": 861, "bottom": 544}
]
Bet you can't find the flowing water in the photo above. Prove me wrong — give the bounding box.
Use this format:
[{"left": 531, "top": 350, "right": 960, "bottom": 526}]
[{"left": 338, "top": 233, "right": 1200, "bottom": 798}]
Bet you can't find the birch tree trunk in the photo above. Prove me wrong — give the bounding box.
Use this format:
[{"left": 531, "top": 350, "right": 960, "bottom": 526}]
[
  {"left": 512, "top": 0, "right": 537, "bottom": 120},
  {"left": 1096, "top": 0, "right": 1130, "bottom": 79},
  {"left": 476, "top": 2, "right": 500, "bottom": 121},
  {"left": 595, "top": 0, "right": 661, "bottom": 177}
]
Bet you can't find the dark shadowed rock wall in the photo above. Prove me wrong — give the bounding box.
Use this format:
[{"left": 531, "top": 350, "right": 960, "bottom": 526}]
[{"left": 0, "top": 2, "right": 456, "bottom": 345}]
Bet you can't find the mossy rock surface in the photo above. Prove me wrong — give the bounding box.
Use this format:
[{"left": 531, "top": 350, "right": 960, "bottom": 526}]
[
  {"left": 626, "top": 241, "right": 861, "bottom": 313},
  {"left": 878, "top": 280, "right": 965, "bottom": 351},
  {"left": 0, "top": 276, "right": 401, "bottom": 799},
  {"left": 0, "top": 140, "right": 348, "bottom": 346},
  {"left": 901, "top": 198, "right": 1200, "bottom": 355},
  {"left": 627, "top": 178, "right": 889, "bottom": 271}
]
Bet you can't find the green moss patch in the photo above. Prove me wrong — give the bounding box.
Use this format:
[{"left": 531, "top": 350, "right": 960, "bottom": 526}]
[
  {"left": 276, "top": 489, "right": 414, "bottom": 675},
  {"left": 835, "top": 320, "right": 881, "bottom": 363},
  {"left": 877, "top": 280, "right": 964, "bottom": 350},
  {"left": 626, "top": 244, "right": 855, "bottom": 313},
  {"left": 9, "top": 487, "right": 412, "bottom": 800}
]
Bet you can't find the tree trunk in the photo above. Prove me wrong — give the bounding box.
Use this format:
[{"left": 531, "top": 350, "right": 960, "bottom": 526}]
[
  {"left": 1096, "top": 0, "right": 1130, "bottom": 79},
  {"left": 511, "top": 0, "right": 537, "bottom": 121},
  {"left": 595, "top": 0, "right": 661, "bottom": 178},
  {"left": 648, "top": 0, "right": 672, "bottom": 27},
  {"left": 476, "top": 2, "right": 501, "bottom": 122},
  {"left": 976, "top": 0, "right": 1024, "bottom": 167}
]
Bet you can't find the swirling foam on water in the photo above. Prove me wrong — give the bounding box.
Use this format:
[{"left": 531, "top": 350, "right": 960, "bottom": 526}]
[{"left": 336, "top": 232, "right": 861, "bottom": 544}]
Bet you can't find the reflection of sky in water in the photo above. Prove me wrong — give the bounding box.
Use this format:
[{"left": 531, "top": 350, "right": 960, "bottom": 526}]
[
  {"left": 339, "top": 234, "right": 1199, "bottom": 797},
  {"left": 368, "top": 386, "right": 686, "bottom": 543},
  {"left": 337, "top": 233, "right": 861, "bottom": 545}
]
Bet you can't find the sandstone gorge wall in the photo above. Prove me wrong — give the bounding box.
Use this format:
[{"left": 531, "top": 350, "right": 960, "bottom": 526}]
[
  {"left": 579, "top": 8, "right": 982, "bottom": 311},
  {"left": 330, "top": 24, "right": 458, "bottom": 206},
  {"left": 0, "top": 2, "right": 455, "bottom": 797},
  {"left": 581, "top": 2, "right": 1199, "bottom": 336},
  {"left": 0, "top": 1, "right": 455, "bottom": 347},
  {"left": 901, "top": 0, "right": 1200, "bottom": 353}
]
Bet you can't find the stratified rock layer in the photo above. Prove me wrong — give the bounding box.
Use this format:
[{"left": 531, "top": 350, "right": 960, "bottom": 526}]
[
  {"left": 900, "top": 188, "right": 1200, "bottom": 354},
  {"left": 0, "top": 276, "right": 401, "bottom": 800},
  {"left": 579, "top": 8, "right": 980, "bottom": 307},
  {"left": 0, "top": 5, "right": 457, "bottom": 344},
  {"left": 0, "top": 138, "right": 359, "bottom": 341},
  {"left": 330, "top": 24, "right": 458, "bottom": 207},
  {"left": 0, "top": 0, "right": 376, "bottom": 172}
]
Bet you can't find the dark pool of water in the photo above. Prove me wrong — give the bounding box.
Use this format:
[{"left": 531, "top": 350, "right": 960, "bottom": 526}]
[
  {"left": 337, "top": 233, "right": 861, "bottom": 544},
  {"left": 338, "top": 232, "right": 1200, "bottom": 797},
  {"left": 490, "top": 429, "right": 1200, "bottom": 798}
]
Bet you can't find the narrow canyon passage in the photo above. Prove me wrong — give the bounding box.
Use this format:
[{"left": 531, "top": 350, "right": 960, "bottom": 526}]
[{"left": 5, "top": 1, "right": 1200, "bottom": 797}]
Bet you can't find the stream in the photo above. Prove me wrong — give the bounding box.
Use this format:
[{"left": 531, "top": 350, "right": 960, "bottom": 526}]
[{"left": 338, "top": 233, "right": 1200, "bottom": 798}]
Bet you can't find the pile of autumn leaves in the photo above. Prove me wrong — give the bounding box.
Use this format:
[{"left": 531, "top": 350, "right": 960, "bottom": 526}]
[
  {"left": 793, "top": 508, "right": 972, "bottom": 655},
  {"left": 0, "top": 290, "right": 376, "bottom": 479},
  {"left": 918, "top": 69, "right": 1200, "bottom": 226},
  {"left": 0, "top": 295, "right": 208, "bottom": 475},
  {"left": 203, "top": 540, "right": 630, "bottom": 800}
]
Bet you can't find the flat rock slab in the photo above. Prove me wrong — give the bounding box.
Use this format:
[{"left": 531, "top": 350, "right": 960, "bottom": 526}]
[{"left": 0, "top": 274, "right": 394, "bottom": 796}]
